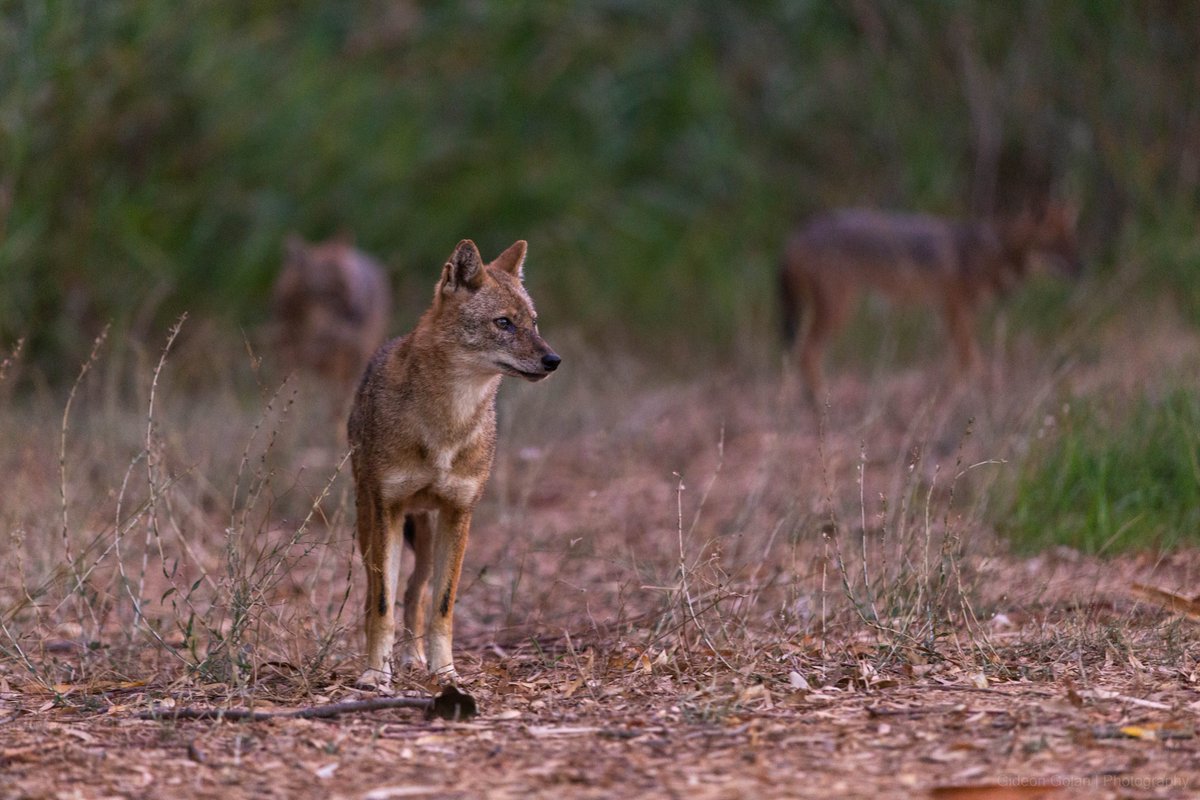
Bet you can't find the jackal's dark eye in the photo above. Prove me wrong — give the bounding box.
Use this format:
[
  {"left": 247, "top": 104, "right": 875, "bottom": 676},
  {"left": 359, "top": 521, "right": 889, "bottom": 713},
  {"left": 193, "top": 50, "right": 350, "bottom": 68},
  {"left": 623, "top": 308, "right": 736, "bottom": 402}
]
[{"left": 493, "top": 317, "right": 514, "bottom": 331}]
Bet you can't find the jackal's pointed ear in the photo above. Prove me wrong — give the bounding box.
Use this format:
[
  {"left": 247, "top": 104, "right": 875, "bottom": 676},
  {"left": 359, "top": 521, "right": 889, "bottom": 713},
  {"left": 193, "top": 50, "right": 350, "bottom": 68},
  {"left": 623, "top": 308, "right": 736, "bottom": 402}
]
[
  {"left": 441, "top": 239, "right": 485, "bottom": 293},
  {"left": 490, "top": 240, "right": 527, "bottom": 280}
]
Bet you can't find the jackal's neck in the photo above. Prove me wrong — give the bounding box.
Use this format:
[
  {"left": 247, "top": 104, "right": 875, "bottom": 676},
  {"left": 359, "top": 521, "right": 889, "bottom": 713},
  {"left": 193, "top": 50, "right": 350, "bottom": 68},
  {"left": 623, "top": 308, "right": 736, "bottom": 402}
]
[{"left": 401, "top": 322, "right": 501, "bottom": 423}]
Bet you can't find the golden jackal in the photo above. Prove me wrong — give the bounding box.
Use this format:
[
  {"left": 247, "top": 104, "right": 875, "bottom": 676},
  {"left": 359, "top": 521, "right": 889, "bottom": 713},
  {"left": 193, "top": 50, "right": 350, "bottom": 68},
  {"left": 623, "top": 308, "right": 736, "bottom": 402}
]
[
  {"left": 348, "top": 239, "right": 560, "bottom": 688},
  {"left": 779, "top": 203, "right": 1081, "bottom": 400},
  {"left": 272, "top": 234, "right": 391, "bottom": 388}
]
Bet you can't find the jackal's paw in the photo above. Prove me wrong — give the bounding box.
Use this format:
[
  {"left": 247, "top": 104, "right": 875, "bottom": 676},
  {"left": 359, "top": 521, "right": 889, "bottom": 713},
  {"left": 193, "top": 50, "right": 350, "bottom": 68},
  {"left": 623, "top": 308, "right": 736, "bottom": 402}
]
[{"left": 353, "top": 668, "right": 394, "bottom": 694}]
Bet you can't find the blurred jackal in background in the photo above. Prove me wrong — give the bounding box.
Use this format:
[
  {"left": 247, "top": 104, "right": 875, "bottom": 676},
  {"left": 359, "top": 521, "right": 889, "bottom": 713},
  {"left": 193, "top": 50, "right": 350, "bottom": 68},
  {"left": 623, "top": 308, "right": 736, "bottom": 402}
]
[
  {"left": 779, "top": 203, "right": 1081, "bottom": 401},
  {"left": 272, "top": 234, "right": 391, "bottom": 388},
  {"left": 348, "top": 239, "right": 561, "bottom": 688}
]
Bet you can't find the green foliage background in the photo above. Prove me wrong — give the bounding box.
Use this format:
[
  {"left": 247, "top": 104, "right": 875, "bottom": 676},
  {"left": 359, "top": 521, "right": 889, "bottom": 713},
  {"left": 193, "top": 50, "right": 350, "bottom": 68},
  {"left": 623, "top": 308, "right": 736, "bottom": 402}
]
[{"left": 2, "top": 1, "right": 1199, "bottom": 372}]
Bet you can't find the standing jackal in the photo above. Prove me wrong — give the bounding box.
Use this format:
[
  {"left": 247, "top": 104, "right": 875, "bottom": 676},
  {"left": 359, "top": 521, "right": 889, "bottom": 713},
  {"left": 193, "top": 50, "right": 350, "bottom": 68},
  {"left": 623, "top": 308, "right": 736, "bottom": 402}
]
[
  {"left": 779, "top": 203, "right": 1081, "bottom": 401},
  {"left": 272, "top": 234, "right": 391, "bottom": 389},
  {"left": 348, "top": 239, "right": 560, "bottom": 688}
]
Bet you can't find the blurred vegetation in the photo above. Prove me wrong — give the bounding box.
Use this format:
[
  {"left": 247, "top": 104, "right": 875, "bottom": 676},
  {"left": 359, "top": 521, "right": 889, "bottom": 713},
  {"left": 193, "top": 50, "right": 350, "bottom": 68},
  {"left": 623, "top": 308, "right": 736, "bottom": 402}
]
[
  {"left": 1000, "top": 389, "right": 1200, "bottom": 554},
  {"left": 2, "top": 0, "right": 1199, "bottom": 377}
]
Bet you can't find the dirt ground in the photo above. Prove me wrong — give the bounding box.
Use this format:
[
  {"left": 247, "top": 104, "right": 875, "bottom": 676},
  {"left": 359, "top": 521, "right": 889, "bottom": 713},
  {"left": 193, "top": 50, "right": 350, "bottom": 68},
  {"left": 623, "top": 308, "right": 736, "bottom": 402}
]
[
  {"left": 3, "top": 596, "right": 1200, "bottom": 800},
  {"left": 3, "top": 314, "right": 1200, "bottom": 799}
]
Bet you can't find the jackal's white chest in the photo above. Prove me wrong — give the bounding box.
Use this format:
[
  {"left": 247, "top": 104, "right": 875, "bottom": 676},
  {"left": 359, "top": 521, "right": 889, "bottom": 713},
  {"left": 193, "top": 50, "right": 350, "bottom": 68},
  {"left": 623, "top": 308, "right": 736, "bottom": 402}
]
[
  {"left": 380, "top": 439, "right": 485, "bottom": 510},
  {"left": 377, "top": 374, "right": 497, "bottom": 509}
]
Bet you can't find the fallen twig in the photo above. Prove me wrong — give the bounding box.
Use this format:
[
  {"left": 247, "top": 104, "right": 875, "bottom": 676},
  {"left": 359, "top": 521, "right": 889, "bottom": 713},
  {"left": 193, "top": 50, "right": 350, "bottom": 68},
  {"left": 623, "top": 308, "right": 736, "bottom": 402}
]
[
  {"left": 138, "top": 696, "right": 429, "bottom": 721},
  {"left": 1, "top": 740, "right": 68, "bottom": 766},
  {"left": 866, "top": 703, "right": 969, "bottom": 717},
  {"left": 136, "top": 686, "right": 478, "bottom": 722},
  {"left": 1079, "top": 688, "right": 1173, "bottom": 711}
]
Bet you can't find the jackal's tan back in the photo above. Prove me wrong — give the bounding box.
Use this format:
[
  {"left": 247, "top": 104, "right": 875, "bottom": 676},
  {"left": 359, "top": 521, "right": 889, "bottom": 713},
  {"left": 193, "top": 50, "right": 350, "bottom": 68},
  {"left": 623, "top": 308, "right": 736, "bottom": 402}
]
[{"left": 272, "top": 234, "right": 391, "bottom": 387}]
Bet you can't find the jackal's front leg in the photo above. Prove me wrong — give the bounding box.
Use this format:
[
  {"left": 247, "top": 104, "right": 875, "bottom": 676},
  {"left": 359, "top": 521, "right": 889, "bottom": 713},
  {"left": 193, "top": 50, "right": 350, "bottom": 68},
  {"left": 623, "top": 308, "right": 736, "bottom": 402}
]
[
  {"left": 357, "top": 493, "right": 403, "bottom": 691},
  {"left": 401, "top": 512, "right": 434, "bottom": 670},
  {"left": 426, "top": 507, "right": 472, "bottom": 681}
]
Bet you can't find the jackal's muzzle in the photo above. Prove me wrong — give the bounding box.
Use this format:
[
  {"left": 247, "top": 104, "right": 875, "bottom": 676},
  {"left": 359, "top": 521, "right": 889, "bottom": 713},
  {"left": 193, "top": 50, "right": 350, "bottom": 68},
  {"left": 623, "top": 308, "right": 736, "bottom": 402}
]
[{"left": 498, "top": 344, "right": 560, "bottom": 382}]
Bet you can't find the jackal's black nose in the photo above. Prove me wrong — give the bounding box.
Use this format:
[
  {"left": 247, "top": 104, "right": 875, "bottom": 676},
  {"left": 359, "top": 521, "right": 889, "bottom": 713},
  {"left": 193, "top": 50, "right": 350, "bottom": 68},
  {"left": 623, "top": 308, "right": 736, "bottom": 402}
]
[{"left": 541, "top": 353, "right": 561, "bottom": 372}]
